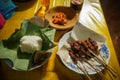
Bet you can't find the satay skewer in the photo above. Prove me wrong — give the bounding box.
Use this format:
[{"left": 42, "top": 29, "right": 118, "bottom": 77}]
[
  {"left": 98, "top": 50, "right": 114, "bottom": 80},
  {"left": 78, "top": 40, "right": 117, "bottom": 78},
  {"left": 64, "top": 37, "right": 117, "bottom": 80},
  {"left": 85, "top": 38, "right": 117, "bottom": 77},
  {"left": 70, "top": 38, "right": 117, "bottom": 78},
  {"left": 78, "top": 61, "right": 92, "bottom": 80},
  {"left": 69, "top": 46, "right": 107, "bottom": 80},
  {"left": 69, "top": 45, "right": 107, "bottom": 80},
  {"left": 88, "top": 50, "right": 117, "bottom": 78},
  {"left": 82, "top": 50, "right": 116, "bottom": 80},
  {"left": 69, "top": 50, "right": 92, "bottom": 80},
  {"left": 83, "top": 58, "right": 108, "bottom": 80}
]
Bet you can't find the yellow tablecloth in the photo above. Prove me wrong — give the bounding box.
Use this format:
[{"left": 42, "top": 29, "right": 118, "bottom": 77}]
[{"left": 0, "top": 0, "right": 120, "bottom": 80}]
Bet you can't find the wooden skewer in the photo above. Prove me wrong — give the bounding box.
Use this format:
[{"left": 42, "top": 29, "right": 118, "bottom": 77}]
[
  {"left": 83, "top": 58, "right": 108, "bottom": 80},
  {"left": 83, "top": 55, "right": 115, "bottom": 80},
  {"left": 107, "top": 70, "right": 114, "bottom": 80},
  {"left": 77, "top": 61, "right": 92, "bottom": 80},
  {"left": 89, "top": 50, "right": 117, "bottom": 78},
  {"left": 79, "top": 41, "right": 117, "bottom": 78},
  {"left": 87, "top": 60, "right": 114, "bottom": 80},
  {"left": 76, "top": 63, "right": 90, "bottom": 80},
  {"left": 89, "top": 52, "right": 117, "bottom": 78},
  {"left": 80, "top": 40, "right": 117, "bottom": 78},
  {"left": 75, "top": 67, "right": 84, "bottom": 80},
  {"left": 67, "top": 45, "right": 91, "bottom": 80},
  {"left": 98, "top": 50, "right": 114, "bottom": 80},
  {"left": 65, "top": 39, "right": 117, "bottom": 79},
  {"left": 93, "top": 56, "right": 117, "bottom": 79},
  {"left": 74, "top": 42, "right": 117, "bottom": 79}
]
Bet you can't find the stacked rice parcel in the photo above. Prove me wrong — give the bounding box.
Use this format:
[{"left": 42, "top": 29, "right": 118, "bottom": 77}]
[{"left": 0, "top": 16, "right": 56, "bottom": 71}]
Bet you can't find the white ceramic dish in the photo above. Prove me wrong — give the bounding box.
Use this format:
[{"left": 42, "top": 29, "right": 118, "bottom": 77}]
[{"left": 57, "top": 22, "right": 110, "bottom": 74}]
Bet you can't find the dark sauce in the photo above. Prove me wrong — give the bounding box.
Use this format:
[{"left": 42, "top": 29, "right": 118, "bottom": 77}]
[{"left": 70, "top": 0, "right": 83, "bottom": 12}]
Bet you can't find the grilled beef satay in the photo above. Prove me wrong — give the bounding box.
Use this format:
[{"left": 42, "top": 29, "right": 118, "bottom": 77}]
[
  {"left": 68, "top": 38, "right": 117, "bottom": 79},
  {"left": 69, "top": 50, "right": 78, "bottom": 64},
  {"left": 80, "top": 39, "right": 117, "bottom": 78},
  {"left": 88, "top": 38, "right": 98, "bottom": 51},
  {"left": 71, "top": 41, "right": 91, "bottom": 59},
  {"left": 68, "top": 49, "right": 92, "bottom": 80},
  {"left": 69, "top": 41, "right": 105, "bottom": 80},
  {"left": 88, "top": 38, "right": 117, "bottom": 79},
  {"left": 73, "top": 39, "right": 116, "bottom": 78},
  {"left": 69, "top": 41, "right": 106, "bottom": 80}
]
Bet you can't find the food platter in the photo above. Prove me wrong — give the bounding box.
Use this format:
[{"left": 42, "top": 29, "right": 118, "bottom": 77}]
[
  {"left": 57, "top": 22, "right": 110, "bottom": 74},
  {"left": 0, "top": 17, "right": 56, "bottom": 71}
]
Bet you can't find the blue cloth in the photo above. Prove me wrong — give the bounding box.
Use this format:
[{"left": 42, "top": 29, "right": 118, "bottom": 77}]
[{"left": 0, "top": 0, "right": 17, "bottom": 19}]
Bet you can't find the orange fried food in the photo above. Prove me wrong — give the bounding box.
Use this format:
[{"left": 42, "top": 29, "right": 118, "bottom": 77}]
[{"left": 52, "top": 12, "right": 67, "bottom": 25}]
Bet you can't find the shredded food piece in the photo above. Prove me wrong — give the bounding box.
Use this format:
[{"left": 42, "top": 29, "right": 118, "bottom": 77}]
[{"left": 52, "top": 12, "right": 67, "bottom": 25}]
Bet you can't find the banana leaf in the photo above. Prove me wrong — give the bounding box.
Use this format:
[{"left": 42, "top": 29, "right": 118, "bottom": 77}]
[{"left": 0, "top": 20, "right": 56, "bottom": 71}]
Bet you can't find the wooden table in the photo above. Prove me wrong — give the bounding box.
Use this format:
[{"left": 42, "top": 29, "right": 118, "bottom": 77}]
[{"left": 0, "top": 0, "right": 120, "bottom": 80}]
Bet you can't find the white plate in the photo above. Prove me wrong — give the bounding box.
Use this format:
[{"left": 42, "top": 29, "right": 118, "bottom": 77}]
[{"left": 57, "top": 23, "right": 110, "bottom": 74}]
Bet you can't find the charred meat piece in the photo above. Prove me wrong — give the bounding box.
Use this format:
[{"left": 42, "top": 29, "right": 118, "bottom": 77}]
[{"left": 69, "top": 38, "right": 99, "bottom": 61}]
